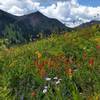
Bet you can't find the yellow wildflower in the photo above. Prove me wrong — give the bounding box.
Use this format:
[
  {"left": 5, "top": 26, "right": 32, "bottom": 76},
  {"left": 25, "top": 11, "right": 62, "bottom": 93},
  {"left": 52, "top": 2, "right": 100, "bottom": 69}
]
[{"left": 35, "top": 51, "right": 42, "bottom": 59}]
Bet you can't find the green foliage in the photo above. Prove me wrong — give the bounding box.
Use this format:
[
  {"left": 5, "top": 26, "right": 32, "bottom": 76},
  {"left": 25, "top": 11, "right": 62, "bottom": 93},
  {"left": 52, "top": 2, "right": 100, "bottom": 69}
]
[
  {"left": 0, "top": 31, "right": 100, "bottom": 100},
  {"left": 1, "top": 66, "right": 43, "bottom": 100},
  {"left": 4, "top": 24, "right": 25, "bottom": 44}
]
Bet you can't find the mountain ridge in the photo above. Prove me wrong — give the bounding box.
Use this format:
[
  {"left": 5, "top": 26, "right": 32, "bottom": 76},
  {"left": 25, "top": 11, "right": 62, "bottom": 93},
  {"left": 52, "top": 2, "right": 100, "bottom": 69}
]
[
  {"left": 76, "top": 20, "right": 100, "bottom": 28},
  {"left": 0, "top": 9, "right": 69, "bottom": 43},
  {"left": 0, "top": 9, "right": 100, "bottom": 44}
]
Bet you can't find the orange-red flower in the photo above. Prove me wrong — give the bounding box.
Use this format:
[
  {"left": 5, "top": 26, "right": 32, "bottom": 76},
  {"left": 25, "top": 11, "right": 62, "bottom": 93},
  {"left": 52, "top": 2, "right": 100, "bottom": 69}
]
[
  {"left": 66, "top": 68, "right": 73, "bottom": 78},
  {"left": 31, "top": 91, "right": 36, "bottom": 97},
  {"left": 39, "top": 68, "right": 46, "bottom": 78},
  {"left": 89, "top": 58, "right": 94, "bottom": 66},
  {"left": 43, "top": 60, "right": 48, "bottom": 65},
  {"left": 96, "top": 45, "right": 100, "bottom": 49},
  {"left": 64, "top": 59, "right": 69, "bottom": 65},
  {"left": 38, "top": 62, "right": 45, "bottom": 70},
  {"left": 34, "top": 60, "right": 46, "bottom": 69},
  {"left": 34, "top": 60, "right": 39, "bottom": 66},
  {"left": 82, "top": 51, "right": 87, "bottom": 60}
]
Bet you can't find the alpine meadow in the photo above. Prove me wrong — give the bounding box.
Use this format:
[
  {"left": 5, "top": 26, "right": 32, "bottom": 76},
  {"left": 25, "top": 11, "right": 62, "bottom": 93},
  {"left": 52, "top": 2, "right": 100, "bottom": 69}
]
[{"left": 0, "top": 0, "right": 100, "bottom": 100}]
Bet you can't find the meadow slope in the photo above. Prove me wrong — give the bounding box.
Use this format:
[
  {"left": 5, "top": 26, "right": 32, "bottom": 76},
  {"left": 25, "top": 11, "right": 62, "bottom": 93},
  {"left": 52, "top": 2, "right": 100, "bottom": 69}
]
[{"left": 0, "top": 31, "right": 100, "bottom": 100}]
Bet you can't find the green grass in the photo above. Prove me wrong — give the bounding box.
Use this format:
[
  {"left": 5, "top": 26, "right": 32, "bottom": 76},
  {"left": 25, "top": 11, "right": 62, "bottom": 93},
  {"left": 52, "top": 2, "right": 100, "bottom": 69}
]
[{"left": 0, "top": 32, "right": 100, "bottom": 100}]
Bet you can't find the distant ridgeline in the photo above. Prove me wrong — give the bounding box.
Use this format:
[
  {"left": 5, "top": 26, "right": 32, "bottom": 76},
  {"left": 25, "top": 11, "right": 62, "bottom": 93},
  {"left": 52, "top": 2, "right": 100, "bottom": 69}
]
[
  {"left": 0, "top": 10, "right": 71, "bottom": 44},
  {"left": 0, "top": 9, "right": 100, "bottom": 45}
]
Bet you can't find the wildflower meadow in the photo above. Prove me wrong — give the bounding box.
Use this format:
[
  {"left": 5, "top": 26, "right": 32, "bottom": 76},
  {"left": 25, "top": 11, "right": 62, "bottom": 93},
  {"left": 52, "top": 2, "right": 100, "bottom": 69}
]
[{"left": 0, "top": 31, "right": 100, "bottom": 100}]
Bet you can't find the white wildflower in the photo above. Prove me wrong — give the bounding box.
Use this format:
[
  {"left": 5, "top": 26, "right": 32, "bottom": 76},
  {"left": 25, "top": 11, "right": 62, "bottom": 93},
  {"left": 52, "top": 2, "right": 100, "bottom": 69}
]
[
  {"left": 45, "top": 77, "right": 51, "bottom": 81},
  {"left": 58, "top": 79, "right": 62, "bottom": 81},
  {"left": 80, "top": 92, "right": 82, "bottom": 95},
  {"left": 74, "top": 69, "right": 78, "bottom": 72},
  {"left": 44, "top": 86, "right": 48, "bottom": 89},
  {"left": 53, "top": 77, "right": 58, "bottom": 80},
  {"left": 43, "top": 89, "right": 47, "bottom": 93},
  {"left": 83, "top": 47, "right": 86, "bottom": 50},
  {"left": 56, "top": 80, "right": 60, "bottom": 85}
]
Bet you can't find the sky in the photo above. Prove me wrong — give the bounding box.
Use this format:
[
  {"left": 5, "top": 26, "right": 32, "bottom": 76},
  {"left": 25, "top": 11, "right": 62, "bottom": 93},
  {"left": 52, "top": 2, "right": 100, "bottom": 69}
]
[
  {"left": 0, "top": 0, "right": 100, "bottom": 27},
  {"left": 78, "top": 0, "right": 100, "bottom": 7}
]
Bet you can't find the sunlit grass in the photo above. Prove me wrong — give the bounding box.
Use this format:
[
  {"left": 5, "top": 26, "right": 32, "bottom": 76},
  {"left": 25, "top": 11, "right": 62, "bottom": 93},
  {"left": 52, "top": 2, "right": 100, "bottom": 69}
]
[{"left": 0, "top": 32, "right": 100, "bottom": 100}]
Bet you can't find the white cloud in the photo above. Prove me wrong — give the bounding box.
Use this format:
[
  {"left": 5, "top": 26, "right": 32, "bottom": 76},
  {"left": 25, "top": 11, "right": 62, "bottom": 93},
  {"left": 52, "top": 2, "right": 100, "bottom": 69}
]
[
  {"left": 0, "top": 0, "right": 40, "bottom": 15},
  {"left": 8, "top": 6, "right": 24, "bottom": 16},
  {"left": 0, "top": 0, "right": 100, "bottom": 27},
  {"left": 40, "top": 1, "right": 100, "bottom": 27}
]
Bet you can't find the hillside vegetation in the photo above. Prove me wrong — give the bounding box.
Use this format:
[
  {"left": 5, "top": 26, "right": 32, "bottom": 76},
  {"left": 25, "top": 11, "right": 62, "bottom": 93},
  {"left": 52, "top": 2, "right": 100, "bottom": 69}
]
[
  {"left": 0, "top": 28, "right": 100, "bottom": 100},
  {"left": 0, "top": 10, "right": 69, "bottom": 44}
]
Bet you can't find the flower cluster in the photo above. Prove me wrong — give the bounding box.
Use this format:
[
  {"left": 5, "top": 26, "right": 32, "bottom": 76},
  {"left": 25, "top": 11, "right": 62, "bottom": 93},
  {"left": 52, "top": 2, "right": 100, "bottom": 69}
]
[
  {"left": 82, "top": 50, "right": 95, "bottom": 68},
  {"left": 96, "top": 45, "right": 100, "bottom": 49},
  {"left": 42, "top": 76, "right": 62, "bottom": 94},
  {"left": 89, "top": 58, "right": 94, "bottom": 66},
  {"left": 31, "top": 91, "right": 36, "bottom": 97},
  {"left": 65, "top": 68, "right": 74, "bottom": 78}
]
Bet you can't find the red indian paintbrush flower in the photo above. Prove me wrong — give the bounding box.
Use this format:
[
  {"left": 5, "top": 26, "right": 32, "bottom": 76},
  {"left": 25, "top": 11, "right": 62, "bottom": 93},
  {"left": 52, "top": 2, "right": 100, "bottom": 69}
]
[
  {"left": 31, "top": 91, "right": 36, "bottom": 97},
  {"left": 39, "top": 68, "right": 46, "bottom": 78},
  {"left": 38, "top": 62, "right": 45, "bottom": 70},
  {"left": 66, "top": 68, "right": 73, "bottom": 78},
  {"left": 89, "top": 58, "right": 94, "bottom": 66},
  {"left": 82, "top": 51, "right": 87, "bottom": 60},
  {"left": 96, "top": 45, "right": 100, "bottom": 49}
]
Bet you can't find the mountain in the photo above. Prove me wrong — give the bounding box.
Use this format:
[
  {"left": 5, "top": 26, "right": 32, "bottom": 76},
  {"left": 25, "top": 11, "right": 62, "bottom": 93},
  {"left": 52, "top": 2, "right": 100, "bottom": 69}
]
[
  {"left": 0, "top": 10, "right": 17, "bottom": 36},
  {"left": 0, "top": 10, "right": 70, "bottom": 43},
  {"left": 73, "top": 20, "right": 100, "bottom": 38},
  {"left": 0, "top": 9, "right": 99, "bottom": 44},
  {"left": 74, "top": 20, "right": 100, "bottom": 32},
  {"left": 77, "top": 20, "right": 100, "bottom": 28}
]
